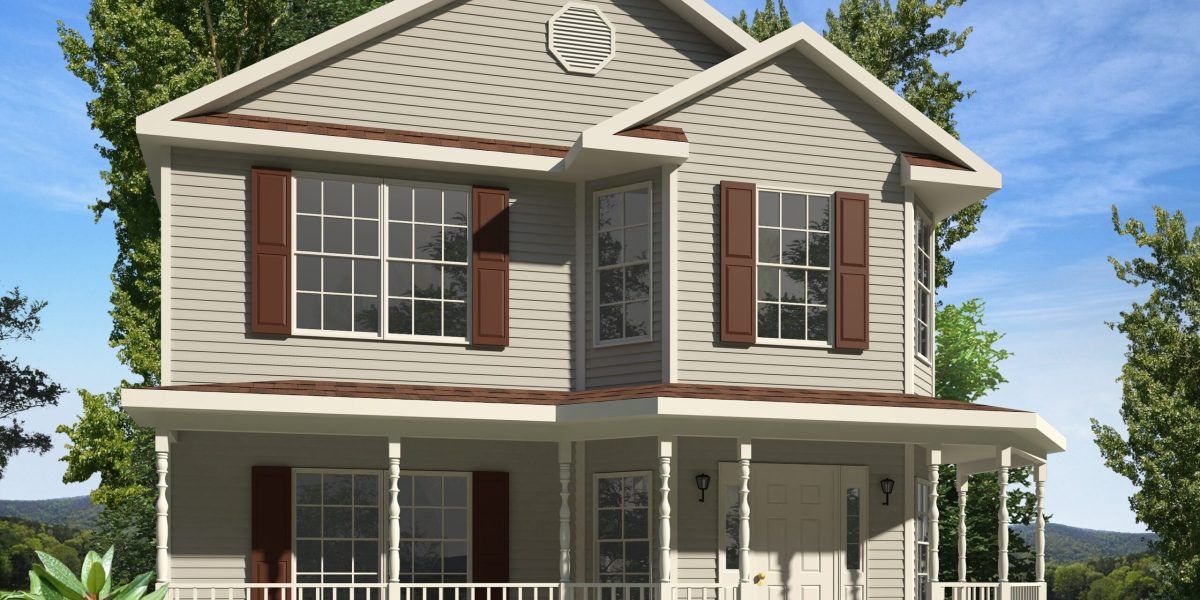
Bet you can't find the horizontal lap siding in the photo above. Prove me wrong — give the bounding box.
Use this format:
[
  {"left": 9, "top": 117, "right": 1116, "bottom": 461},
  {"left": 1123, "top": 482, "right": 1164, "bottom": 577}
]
[
  {"left": 225, "top": 0, "right": 728, "bottom": 146},
  {"left": 914, "top": 359, "right": 934, "bottom": 396},
  {"left": 584, "top": 169, "right": 663, "bottom": 388},
  {"left": 168, "top": 148, "right": 574, "bottom": 388},
  {"left": 660, "top": 50, "right": 929, "bottom": 392},
  {"left": 170, "top": 433, "right": 558, "bottom": 584}
]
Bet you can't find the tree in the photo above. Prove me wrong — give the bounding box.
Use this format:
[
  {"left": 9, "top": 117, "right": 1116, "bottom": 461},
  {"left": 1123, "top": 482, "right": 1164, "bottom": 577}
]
[
  {"left": 1092, "top": 206, "right": 1200, "bottom": 597},
  {"left": 0, "top": 287, "right": 67, "bottom": 480},
  {"left": 823, "top": 0, "right": 981, "bottom": 288},
  {"left": 1052, "top": 563, "right": 1103, "bottom": 600},
  {"left": 733, "top": 0, "right": 791, "bottom": 41}
]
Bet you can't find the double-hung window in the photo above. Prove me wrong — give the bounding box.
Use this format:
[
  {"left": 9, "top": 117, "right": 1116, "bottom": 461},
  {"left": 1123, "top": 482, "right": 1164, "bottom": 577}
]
[
  {"left": 294, "top": 175, "right": 470, "bottom": 342},
  {"left": 396, "top": 472, "right": 471, "bottom": 583},
  {"left": 595, "top": 473, "right": 652, "bottom": 584},
  {"left": 294, "top": 470, "right": 383, "bottom": 599},
  {"left": 595, "top": 184, "right": 652, "bottom": 344},
  {"left": 756, "top": 190, "right": 832, "bottom": 343},
  {"left": 915, "top": 213, "right": 934, "bottom": 359}
]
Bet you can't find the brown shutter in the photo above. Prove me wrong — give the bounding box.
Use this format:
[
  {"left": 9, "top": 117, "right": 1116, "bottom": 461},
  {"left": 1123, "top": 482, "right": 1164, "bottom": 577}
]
[
  {"left": 471, "top": 187, "right": 510, "bottom": 346},
  {"left": 720, "top": 180, "right": 757, "bottom": 344},
  {"left": 251, "top": 167, "right": 292, "bottom": 335},
  {"left": 251, "top": 466, "right": 292, "bottom": 600},
  {"left": 472, "top": 471, "right": 510, "bottom": 583},
  {"left": 834, "top": 191, "right": 870, "bottom": 350}
]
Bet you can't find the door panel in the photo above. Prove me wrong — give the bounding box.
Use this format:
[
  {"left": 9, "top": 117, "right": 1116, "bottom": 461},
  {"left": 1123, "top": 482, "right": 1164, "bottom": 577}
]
[{"left": 749, "top": 465, "right": 837, "bottom": 600}]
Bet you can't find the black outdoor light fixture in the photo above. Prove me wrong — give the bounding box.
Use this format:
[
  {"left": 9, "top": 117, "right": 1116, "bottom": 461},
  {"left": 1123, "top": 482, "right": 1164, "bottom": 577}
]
[
  {"left": 880, "top": 477, "right": 895, "bottom": 506},
  {"left": 695, "top": 473, "right": 712, "bottom": 502}
]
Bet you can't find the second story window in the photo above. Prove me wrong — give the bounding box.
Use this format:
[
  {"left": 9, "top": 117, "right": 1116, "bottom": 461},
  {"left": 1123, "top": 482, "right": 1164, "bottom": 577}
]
[
  {"left": 756, "top": 190, "right": 831, "bottom": 343},
  {"left": 595, "top": 184, "right": 653, "bottom": 345},
  {"left": 915, "top": 213, "right": 933, "bottom": 359},
  {"left": 294, "top": 174, "right": 470, "bottom": 342}
]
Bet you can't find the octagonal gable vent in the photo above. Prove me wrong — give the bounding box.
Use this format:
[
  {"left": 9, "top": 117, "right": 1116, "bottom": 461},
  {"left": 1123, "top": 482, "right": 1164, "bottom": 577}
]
[{"left": 548, "top": 3, "right": 616, "bottom": 75}]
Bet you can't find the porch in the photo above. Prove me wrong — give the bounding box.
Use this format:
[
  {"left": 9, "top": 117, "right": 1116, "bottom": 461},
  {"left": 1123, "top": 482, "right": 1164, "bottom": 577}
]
[{"left": 125, "top": 382, "right": 1063, "bottom": 600}]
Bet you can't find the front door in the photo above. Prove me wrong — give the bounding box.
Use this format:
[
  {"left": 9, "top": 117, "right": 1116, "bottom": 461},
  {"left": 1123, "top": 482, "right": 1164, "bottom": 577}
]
[{"left": 750, "top": 464, "right": 837, "bottom": 600}]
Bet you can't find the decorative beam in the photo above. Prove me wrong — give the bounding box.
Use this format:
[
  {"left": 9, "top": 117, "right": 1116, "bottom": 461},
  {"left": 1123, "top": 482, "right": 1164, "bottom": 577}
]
[{"left": 154, "top": 433, "right": 170, "bottom": 585}]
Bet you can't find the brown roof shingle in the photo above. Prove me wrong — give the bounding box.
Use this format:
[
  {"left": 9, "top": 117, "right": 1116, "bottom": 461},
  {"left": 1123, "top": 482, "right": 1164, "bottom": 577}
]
[
  {"left": 616, "top": 124, "right": 688, "bottom": 143},
  {"left": 150, "top": 380, "right": 1020, "bottom": 412},
  {"left": 902, "top": 152, "right": 970, "bottom": 171}
]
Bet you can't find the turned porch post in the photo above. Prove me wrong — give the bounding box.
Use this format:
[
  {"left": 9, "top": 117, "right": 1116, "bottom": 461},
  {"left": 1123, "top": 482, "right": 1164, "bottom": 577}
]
[
  {"left": 1035, "top": 464, "right": 1047, "bottom": 585},
  {"left": 388, "top": 438, "right": 402, "bottom": 585},
  {"left": 737, "top": 439, "right": 752, "bottom": 587},
  {"left": 658, "top": 438, "right": 673, "bottom": 593},
  {"left": 928, "top": 449, "right": 941, "bottom": 591},
  {"left": 559, "top": 440, "right": 573, "bottom": 584},
  {"left": 997, "top": 448, "right": 1013, "bottom": 600},
  {"left": 155, "top": 433, "right": 170, "bottom": 586},
  {"left": 957, "top": 473, "right": 968, "bottom": 582}
]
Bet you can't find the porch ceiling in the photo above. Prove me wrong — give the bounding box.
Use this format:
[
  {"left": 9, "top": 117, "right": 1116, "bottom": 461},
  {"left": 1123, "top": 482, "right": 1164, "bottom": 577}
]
[{"left": 122, "top": 381, "right": 1066, "bottom": 457}]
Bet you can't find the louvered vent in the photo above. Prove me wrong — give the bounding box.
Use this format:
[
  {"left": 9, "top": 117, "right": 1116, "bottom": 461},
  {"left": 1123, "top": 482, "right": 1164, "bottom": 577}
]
[{"left": 548, "top": 3, "right": 616, "bottom": 75}]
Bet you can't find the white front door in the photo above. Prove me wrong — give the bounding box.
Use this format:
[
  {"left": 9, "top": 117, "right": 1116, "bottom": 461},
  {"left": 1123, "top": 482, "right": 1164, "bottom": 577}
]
[{"left": 750, "top": 464, "right": 837, "bottom": 600}]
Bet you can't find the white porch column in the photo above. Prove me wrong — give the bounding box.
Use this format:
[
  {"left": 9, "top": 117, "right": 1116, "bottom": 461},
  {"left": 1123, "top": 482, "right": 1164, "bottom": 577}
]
[
  {"left": 997, "top": 448, "right": 1012, "bottom": 600},
  {"left": 737, "top": 439, "right": 752, "bottom": 587},
  {"left": 957, "top": 473, "right": 968, "bottom": 582},
  {"left": 657, "top": 438, "right": 673, "bottom": 584},
  {"left": 928, "top": 449, "right": 941, "bottom": 589},
  {"left": 154, "top": 433, "right": 170, "bottom": 586},
  {"left": 1035, "top": 464, "right": 1047, "bottom": 585},
  {"left": 559, "top": 440, "right": 574, "bottom": 584},
  {"left": 388, "top": 438, "right": 402, "bottom": 585}
]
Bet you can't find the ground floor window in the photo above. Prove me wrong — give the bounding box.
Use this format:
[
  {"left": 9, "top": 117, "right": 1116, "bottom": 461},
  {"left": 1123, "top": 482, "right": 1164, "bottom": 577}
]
[
  {"left": 595, "top": 473, "right": 652, "bottom": 586},
  {"left": 397, "top": 472, "right": 471, "bottom": 582},
  {"left": 915, "top": 480, "right": 931, "bottom": 600},
  {"left": 294, "top": 470, "right": 383, "bottom": 599}
]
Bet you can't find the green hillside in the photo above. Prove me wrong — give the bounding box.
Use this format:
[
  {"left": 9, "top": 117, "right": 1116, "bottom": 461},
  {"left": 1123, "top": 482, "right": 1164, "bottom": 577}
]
[
  {"left": 1015, "top": 522, "right": 1156, "bottom": 564},
  {"left": 0, "top": 496, "right": 99, "bottom": 530}
]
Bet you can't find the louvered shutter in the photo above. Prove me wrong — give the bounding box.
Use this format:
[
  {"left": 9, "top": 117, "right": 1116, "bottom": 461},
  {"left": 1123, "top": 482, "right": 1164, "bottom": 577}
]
[
  {"left": 548, "top": 5, "right": 616, "bottom": 74},
  {"left": 471, "top": 187, "right": 510, "bottom": 347},
  {"left": 833, "top": 191, "right": 870, "bottom": 350},
  {"left": 472, "top": 471, "right": 510, "bottom": 583},
  {"left": 250, "top": 167, "right": 292, "bottom": 335},
  {"left": 251, "top": 466, "right": 292, "bottom": 600},
  {"left": 720, "top": 181, "right": 757, "bottom": 344}
]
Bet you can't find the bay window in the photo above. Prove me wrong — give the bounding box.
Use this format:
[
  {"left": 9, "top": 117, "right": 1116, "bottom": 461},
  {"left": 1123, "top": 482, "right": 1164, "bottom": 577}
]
[
  {"left": 756, "top": 190, "right": 832, "bottom": 343},
  {"left": 595, "top": 184, "right": 653, "bottom": 345},
  {"left": 915, "top": 213, "right": 933, "bottom": 359}
]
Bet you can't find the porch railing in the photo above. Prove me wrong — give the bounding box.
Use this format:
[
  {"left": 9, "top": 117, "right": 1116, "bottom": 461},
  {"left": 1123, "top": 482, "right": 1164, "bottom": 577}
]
[
  {"left": 170, "top": 583, "right": 742, "bottom": 600},
  {"left": 1009, "top": 583, "right": 1044, "bottom": 600},
  {"left": 932, "top": 582, "right": 1046, "bottom": 600}
]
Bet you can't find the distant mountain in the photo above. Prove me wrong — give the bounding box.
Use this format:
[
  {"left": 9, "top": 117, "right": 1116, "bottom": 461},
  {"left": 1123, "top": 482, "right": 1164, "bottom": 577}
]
[
  {"left": 0, "top": 495, "right": 99, "bottom": 529},
  {"left": 1015, "top": 522, "right": 1157, "bottom": 564}
]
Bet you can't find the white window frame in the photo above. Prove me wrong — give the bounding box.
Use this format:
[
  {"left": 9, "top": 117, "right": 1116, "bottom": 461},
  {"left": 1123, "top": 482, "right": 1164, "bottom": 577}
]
[
  {"left": 914, "top": 478, "right": 932, "bottom": 600},
  {"left": 754, "top": 186, "right": 834, "bottom": 348},
  {"left": 290, "top": 172, "right": 472, "bottom": 345},
  {"left": 915, "top": 211, "right": 934, "bottom": 363},
  {"left": 593, "top": 470, "right": 654, "bottom": 583},
  {"left": 291, "top": 468, "right": 386, "bottom": 591},
  {"left": 592, "top": 182, "right": 654, "bottom": 348},
  {"left": 395, "top": 470, "right": 473, "bottom": 583}
]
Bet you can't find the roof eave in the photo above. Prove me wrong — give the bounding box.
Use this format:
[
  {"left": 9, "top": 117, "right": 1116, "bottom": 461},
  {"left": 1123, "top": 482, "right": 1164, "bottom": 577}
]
[{"left": 902, "top": 160, "right": 1002, "bottom": 221}]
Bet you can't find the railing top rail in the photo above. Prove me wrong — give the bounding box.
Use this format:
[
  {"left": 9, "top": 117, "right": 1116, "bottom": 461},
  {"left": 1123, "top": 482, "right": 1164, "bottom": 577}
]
[
  {"left": 931, "top": 582, "right": 1001, "bottom": 588},
  {"left": 170, "top": 584, "right": 387, "bottom": 589}
]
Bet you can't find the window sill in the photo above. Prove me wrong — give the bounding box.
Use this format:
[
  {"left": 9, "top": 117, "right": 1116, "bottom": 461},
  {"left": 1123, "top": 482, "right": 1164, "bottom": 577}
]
[
  {"left": 755, "top": 338, "right": 833, "bottom": 349},
  {"left": 592, "top": 335, "right": 654, "bottom": 349},
  {"left": 915, "top": 353, "right": 933, "bottom": 367},
  {"left": 292, "top": 329, "right": 470, "bottom": 346}
]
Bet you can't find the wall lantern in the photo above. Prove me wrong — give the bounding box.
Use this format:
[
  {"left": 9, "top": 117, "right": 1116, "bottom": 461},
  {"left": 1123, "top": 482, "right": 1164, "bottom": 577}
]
[
  {"left": 695, "top": 473, "right": 712, "bottom": 502},
  {"left": 880, "top": 477, "right": 895, "bottom": 506}
]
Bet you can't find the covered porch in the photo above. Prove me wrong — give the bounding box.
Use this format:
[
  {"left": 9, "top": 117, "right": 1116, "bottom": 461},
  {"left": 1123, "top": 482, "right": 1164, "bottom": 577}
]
[{"left": 124, "top": 381, "right": 1065, "bottom": 600}]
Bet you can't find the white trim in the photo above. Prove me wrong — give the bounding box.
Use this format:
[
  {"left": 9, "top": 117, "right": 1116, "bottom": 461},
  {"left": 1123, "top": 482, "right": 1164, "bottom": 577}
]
[
  {"left": 573, "top": 441, "right": 587, "bottom": 581},
  {"left": 902, "top": 190, "right": 915, "bottom": 395},
  {"left": 592, "top": 470, "right": 655, "bottom": 583},
  {"left": 903, "top": 444, "right": 915, "bottom": 600},
  {"left": 159, "top": 156, "right": 173, "bottom": 386},
  {"left": 592, "top": 181, "right": 655, "bottom": 348},
  {"left": 548, "top": 3, "right": 617, "bottom": 75},
  {"left": 574, "top": 183, "right": 587, "bottom": 390},
  {"left": 662, "top": 166, "right": 679, "bottom": 383}
]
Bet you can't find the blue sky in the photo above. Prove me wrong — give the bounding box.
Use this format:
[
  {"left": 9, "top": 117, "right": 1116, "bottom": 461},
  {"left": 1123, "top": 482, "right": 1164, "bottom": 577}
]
[{"left": 2, "top": 0, "right": 1198, "bottom": 533}]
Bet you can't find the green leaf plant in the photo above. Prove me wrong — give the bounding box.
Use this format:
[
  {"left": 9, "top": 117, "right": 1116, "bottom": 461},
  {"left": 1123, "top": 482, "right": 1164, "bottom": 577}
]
[{"left": 2, "top": 547, "right": 166, "bottom": 600}]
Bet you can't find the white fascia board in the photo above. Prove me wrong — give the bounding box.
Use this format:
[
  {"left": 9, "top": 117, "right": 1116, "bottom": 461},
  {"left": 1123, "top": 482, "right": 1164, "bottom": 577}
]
[
  {"left": 138, "top": 119, "right": 564, "bottom": 176},
  {"left": 659, "top": 0, "right": 755, "bottom": 53},
  {"left": 901, "top": 160, "right": 1001, "bottom": 221}
]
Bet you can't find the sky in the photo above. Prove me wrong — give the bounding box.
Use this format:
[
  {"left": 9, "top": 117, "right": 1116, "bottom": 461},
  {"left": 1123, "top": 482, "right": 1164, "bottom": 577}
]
[{"left": 1, "top": 0, "right": 1199, "bottom": 534}]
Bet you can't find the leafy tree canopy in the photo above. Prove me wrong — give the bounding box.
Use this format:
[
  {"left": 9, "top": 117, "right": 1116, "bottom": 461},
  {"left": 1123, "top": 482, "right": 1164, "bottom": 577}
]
[
  {"left": 0, "top": 287, "right": 66, "bottom": 479},
  {"left": 733, "top": 0, "right": 791, "bottom": 41},
  {"left": 1092, "top": 206, "right": 1200, "bottom": 597}
]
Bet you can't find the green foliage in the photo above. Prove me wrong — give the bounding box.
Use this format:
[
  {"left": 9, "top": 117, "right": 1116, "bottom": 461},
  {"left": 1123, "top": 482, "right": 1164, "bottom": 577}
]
[
  {"left": 936, "top": 300, "right": 1011, "bottom": 403},
  {"left": 0, "top": 518, "right": 92, "bottom": 591},
  {"left": 0, "top": 287, "right": 67, "bottom": 479},
  {"left": 733, "top": 0, "right": 792, "bottom": 41},
  {"left": 1092, "top": 206, "right": 1200, "bottom": 597},
  {"left": 0, "top": 498, "right": 99, "bottom": 531},
  {"left": 2, "top": 546, "right": 166, "bottom": 600},
  {"left": 1048, "top": 554, "right": 1160, "bottom": 600},
  {"left": 1012, "top": 523, "right": 1155, "bottom": 565},
  {"left": 823, "top": 0, "right": 980, "bottom": 288}
]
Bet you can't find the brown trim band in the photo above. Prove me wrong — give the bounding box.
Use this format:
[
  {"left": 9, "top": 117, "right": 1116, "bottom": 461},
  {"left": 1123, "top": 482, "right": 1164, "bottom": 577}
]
[
  {"left": 177, "top": 112, "right": 572, "bottom": 158},
  {"left": 902, "top": 152, "right": 971, "bottom": 171},
  {"left": 616, "top": 124, "right": 689, "bottom": 142}
]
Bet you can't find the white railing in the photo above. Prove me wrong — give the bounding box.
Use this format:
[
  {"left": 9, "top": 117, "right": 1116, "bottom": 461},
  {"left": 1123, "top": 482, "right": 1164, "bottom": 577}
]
[
  {"left": 1009, "top": 583, "right": 1044, "bottom": 600},
  {"left": 170, "top": 583, "right": 388, "bottom": 600},
  {"left": 932, "top": 582, "right": 998, "bottom": 600},
  {"left": 562, "top": 582, "right": 654, "bottom": 600},
  {"left": 670, "top": 585, "right": 734, "bottom": 600}
]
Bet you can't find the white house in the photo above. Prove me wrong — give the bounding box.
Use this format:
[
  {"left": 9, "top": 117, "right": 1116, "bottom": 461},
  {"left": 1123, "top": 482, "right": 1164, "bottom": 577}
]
[{"left": 126, "top": 2, "right": 1064, "bottom": 600}]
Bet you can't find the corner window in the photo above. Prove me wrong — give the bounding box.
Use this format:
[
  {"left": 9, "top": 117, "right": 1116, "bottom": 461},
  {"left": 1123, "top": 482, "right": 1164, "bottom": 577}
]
[
  {"left": 757, "top": 190, "right": 832, "bottom": 343},
  {"left": 595, "top": 184, "right": 652, "bottom": 344},
  {"left": 294, "top": 175, "right": 470, "bottom": 342},
  {"left": 915, "top": 480, "right": 931, "bottom": 600},
  {"left": 294, "top": 470, "right": 383, "bottom": 598},
  {"left": 915, "top": 213, "right": 933, "bottom": 359},
  {"left": 595, "top": 473, "right": 652, "bottom": 584}
]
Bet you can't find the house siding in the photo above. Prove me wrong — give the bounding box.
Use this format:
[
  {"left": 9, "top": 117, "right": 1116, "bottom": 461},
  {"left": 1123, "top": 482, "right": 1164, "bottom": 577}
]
[
  {"left": 583, "top": 169, "right": 664, "bottom": 388},
  {"left": 223, "top": 0, "right": 730, "bottom": 147},
  {"left": 169, "top": 432, "right": 559, "bottom": 584},
  {"left": 167, "top": 148, "right": 576, "bottom": 389},
  {"left": 913, "top": 359, "right": 934, "bottom": 396},
  {"left": 658, "top": 49, "right": 931, "bottom": 393}
]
